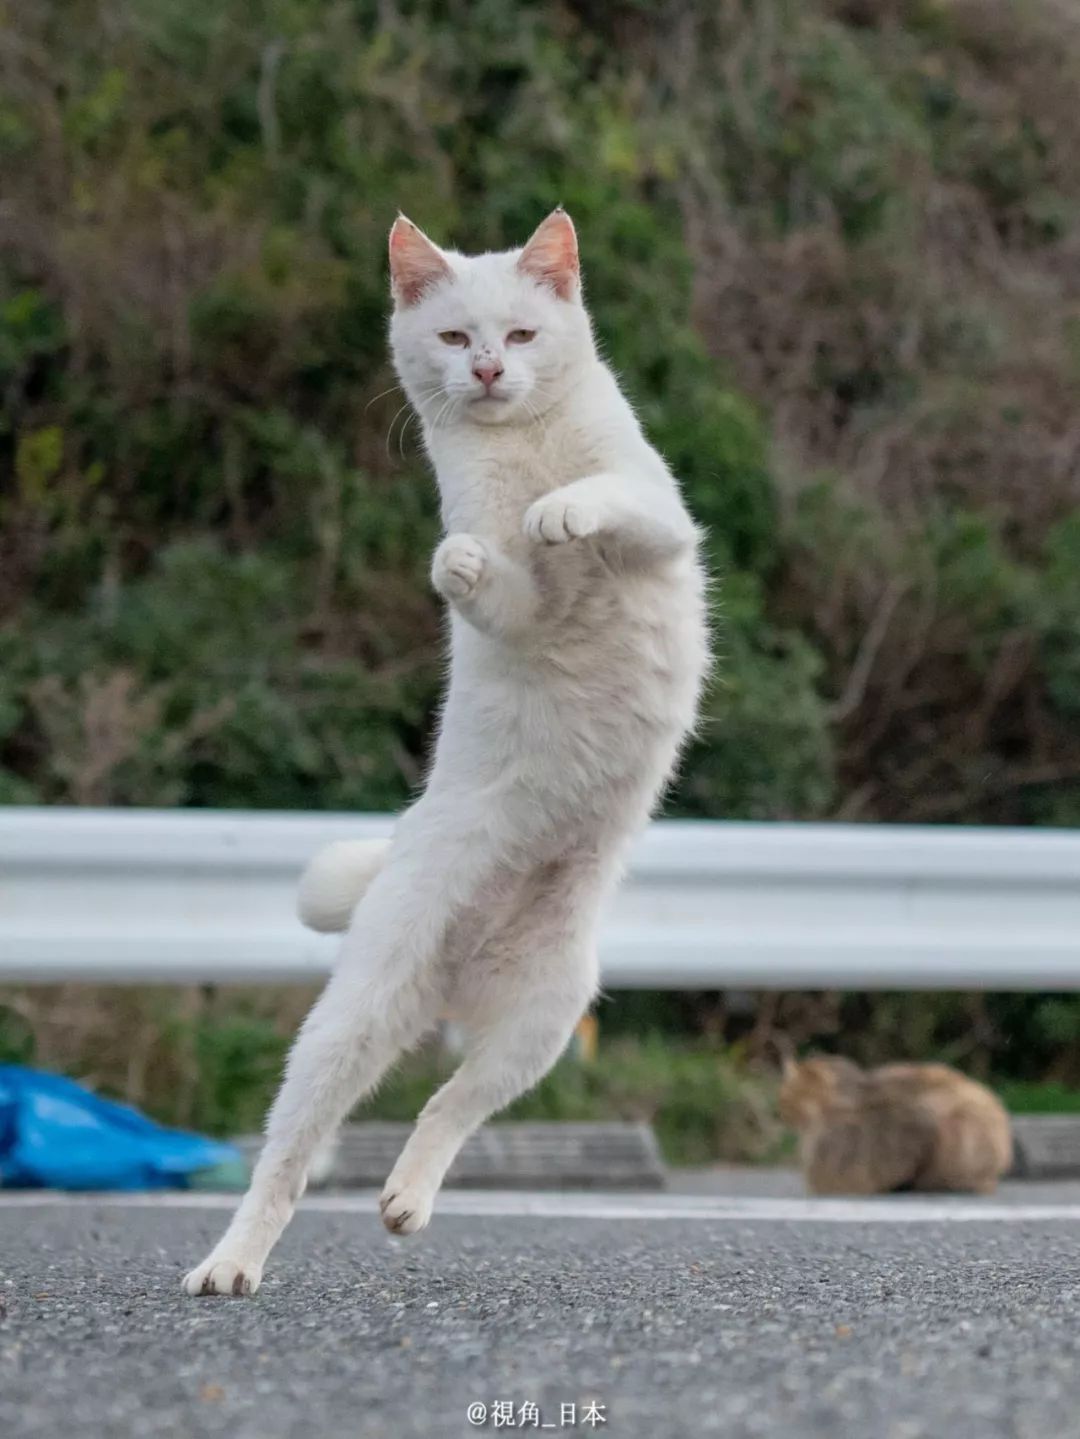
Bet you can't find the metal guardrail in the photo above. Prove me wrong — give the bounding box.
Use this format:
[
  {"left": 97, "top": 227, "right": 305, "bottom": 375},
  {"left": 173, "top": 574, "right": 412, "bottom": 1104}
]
[{"left": 1, "top": 807, "right": 1078, "bottom": 987}]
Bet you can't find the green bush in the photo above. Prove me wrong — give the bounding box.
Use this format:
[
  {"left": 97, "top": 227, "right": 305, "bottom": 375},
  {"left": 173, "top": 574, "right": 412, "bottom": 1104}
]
[
  {"left": 0, "top": 0, "right": 832, "bottom": 819},
  {"left": 3, "top": 0, "right": 1077, "bottom": 825}
]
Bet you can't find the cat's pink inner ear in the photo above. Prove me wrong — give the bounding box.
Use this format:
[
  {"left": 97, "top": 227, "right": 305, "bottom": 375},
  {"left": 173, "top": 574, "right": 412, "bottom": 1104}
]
[
  {"left": 389, "top": 216, "right": 452, "bottom": 305},
  {"left": 517, "top": 209, "right": 579, "bottom": 299}
]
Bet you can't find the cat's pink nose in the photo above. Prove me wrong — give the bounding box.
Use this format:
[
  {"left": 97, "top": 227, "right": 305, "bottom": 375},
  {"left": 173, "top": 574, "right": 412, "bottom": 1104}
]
[{"left": 472, "top": 360, "right": 504, "bottom": 389}]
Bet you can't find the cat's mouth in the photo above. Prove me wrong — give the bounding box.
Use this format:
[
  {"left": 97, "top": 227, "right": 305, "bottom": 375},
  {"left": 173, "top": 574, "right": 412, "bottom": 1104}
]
[{"left": 464, "top": 385, "right": 521, "bottom": 423}]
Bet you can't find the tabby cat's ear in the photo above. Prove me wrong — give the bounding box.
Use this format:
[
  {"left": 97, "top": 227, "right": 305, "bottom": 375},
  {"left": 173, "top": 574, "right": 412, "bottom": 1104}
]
[
  {"left": 389, "top": 216, "right": 452, "bottom": 306},
  {"left": 517, "top": 208, "right": 579, "bottom": 300}
]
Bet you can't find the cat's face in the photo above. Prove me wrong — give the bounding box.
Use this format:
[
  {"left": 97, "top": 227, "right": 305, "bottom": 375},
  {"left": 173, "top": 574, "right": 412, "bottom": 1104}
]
[
  {"left": 778, "top": 1055, "right": 862, "bottom": 1128},
  {"left": 388, "top": 210, "right": 594, "bottom": 428}
]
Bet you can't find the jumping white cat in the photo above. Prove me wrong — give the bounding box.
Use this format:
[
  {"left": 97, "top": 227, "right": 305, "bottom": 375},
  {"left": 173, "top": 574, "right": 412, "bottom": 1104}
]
[{"left": 183, "top": 209, "right": 708, "bottom": 1296}]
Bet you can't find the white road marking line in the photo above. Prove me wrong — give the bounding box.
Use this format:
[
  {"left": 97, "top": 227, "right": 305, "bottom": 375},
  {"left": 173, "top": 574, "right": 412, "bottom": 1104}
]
[{"left": 2, "top": 1190, "right": 1080, "bottom": 1224}]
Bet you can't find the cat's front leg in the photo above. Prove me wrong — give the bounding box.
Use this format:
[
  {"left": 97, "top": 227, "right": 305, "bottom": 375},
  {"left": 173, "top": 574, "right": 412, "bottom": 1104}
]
[
  {"left": 431, "top": 532, "right": 539, "bottom": 637},
  {"left": 523, "top": 474, "right": 696, "bottom": 563},
  {"left": 522, "top": 487, "right": 603, "bottom": 544},
  {"left": 432, "top": 533, "right": 489, "bottom": 601}
]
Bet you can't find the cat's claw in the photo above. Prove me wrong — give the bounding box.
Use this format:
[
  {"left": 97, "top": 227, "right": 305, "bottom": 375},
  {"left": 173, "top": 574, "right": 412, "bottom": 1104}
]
[
  {"left": 432, "top": 533, "right": 488, "bottom": 599},
  {"left": 524, "top": 492, "right": 601, "bottom": 545}
]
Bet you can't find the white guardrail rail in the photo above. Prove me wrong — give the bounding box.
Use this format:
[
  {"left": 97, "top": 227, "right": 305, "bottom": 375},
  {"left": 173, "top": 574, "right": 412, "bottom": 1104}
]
[{"left": 0, "top": 808, "right": 1078, "bottom": 988}]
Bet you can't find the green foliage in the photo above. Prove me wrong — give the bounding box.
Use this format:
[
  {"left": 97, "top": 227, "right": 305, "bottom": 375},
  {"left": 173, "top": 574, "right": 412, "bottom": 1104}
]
[
  {"left": 342, "top": 1037, "right": 782, "bottom": 1165},
  {"left": 682, "top": 572, "right": 835, "bottom": 820},
  {"left": 998, "top": 1081, "right": 1080, "bottom": 1116},
  {"left": 6, "top": 539, "right": 439, "bottom": 808},
  {"left": 0, "top": 0, "right": 825, "bottom": 819},
  {"left": 1036, "top": 517, "right": 1080, "bottom": 739},
  {"left": 188, "top": 1010, "right": 294, "bottom": 1137},
  {"left": 3, "top": 0, "right": 1078, "bottom": 826},
  {"left": 716, "top": 8, "right": 929, "bottom": 242}
]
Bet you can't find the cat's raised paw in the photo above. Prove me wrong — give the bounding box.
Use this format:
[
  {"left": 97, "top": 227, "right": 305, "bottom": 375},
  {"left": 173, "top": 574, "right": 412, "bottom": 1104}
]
[
  {"left": 524, "top": 492, "right": 600, "bottom": 545},
  {"left": 432, "top": 533, "right": 488, "bottom": 599},
  {"left": 182, "top": 1255, "right": 262, "bottom": 1298}
]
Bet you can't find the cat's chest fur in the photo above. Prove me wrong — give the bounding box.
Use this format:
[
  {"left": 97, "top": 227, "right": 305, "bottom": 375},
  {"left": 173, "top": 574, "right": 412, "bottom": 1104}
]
[
  {"left": 435, "top": 416, "right": 614, "bottom": 622},
  {"left": 419, "top": 385, "right": 706, "bottom": 833},
  {"left": 432, "top": 413, "right": 704, "bottom": 734},
  {"left": 438, "top": 415, "right": 600, "bottom": 538}
]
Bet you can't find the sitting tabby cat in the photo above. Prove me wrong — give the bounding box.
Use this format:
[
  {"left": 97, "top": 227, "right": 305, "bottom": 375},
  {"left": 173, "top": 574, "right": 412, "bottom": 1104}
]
[{"left": 779, "top": 1055, "right": 1012, "bottom": 1195}]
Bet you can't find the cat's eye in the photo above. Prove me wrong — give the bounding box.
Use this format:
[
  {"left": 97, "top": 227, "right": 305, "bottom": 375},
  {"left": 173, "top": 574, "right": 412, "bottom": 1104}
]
[
  {"left": 438, "top": 330, "right": 470, "bottom": 347},
  {"left": 507, "top": 328, "right": 537, "bottom": 344}
]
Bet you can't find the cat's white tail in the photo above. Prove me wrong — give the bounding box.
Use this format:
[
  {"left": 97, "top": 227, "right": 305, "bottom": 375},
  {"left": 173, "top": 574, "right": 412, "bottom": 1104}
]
[{"left": 296, "top": 838, "right": 390, "bottom": 933}]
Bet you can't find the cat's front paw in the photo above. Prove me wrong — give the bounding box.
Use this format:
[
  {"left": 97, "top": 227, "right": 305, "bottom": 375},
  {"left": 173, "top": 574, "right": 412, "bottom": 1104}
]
[
  {"left": 432, "top": 533, "right": 488, "bottom": 600},
  {"left": 524, "top": 490, "right": 601, "bottom": 545},
  {"left": 379, "top": 1178, "right": 436, "bottom": 1236},
  {"left": 182, "top": 1251, "right": 263, "bottom": 1298}
]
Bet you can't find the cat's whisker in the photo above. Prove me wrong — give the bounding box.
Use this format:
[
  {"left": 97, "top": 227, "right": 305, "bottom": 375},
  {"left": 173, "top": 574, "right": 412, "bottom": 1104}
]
[
  {"left": 399, "top": 409, "right": 420, "bottom": 456},
  {"left": 430, "top": 393, "right": 459, "bottom": 432},
  {"left": 369, "top": 381, "right": 442, "bottom": 437},
  {"left": 385, "top": 399, "right": 415, "bottom": 459},
  {"left": 400, "top": 400, "right": 434, "bottom": 458},
  {"left": 364, "top": 382, "right": 405, "bottom": 413},
  {"left": 387, "top": 386, "right": 447, "bottom": 458}
]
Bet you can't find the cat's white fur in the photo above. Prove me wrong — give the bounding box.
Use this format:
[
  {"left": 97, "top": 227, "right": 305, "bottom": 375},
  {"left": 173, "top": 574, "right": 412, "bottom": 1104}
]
[{"left": 183, "top": 210, "right": 708, "bottom": 1297}]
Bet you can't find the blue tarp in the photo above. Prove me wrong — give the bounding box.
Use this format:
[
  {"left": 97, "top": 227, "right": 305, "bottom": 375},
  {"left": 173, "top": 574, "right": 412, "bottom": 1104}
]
[{"left": 0, "top": 1065, "right": 243, "bottom": 1190}]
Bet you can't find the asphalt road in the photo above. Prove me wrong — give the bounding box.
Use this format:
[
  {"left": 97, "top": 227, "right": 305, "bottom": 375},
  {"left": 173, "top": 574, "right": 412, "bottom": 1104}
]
[{"left": 3, "top": 1184, "right": 1080, "bottom": 1439}]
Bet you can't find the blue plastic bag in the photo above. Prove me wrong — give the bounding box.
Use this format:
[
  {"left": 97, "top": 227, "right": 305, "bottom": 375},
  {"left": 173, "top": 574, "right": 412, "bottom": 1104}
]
[{"left": 0, "top": 1065, "right": 244, "bottom": 1191}]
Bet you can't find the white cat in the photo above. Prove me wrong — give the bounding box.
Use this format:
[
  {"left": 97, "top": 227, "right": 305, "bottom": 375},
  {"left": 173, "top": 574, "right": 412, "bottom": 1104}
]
[{"left": 183, "top": 209, "right": 708, "bottom": 1296}]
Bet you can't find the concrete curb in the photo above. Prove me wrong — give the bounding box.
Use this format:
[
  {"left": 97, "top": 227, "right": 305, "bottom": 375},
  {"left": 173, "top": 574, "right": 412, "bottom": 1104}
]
[
  {"left": 236, "top": 1121, "right": 668, "bottom": 1191},
  {"left": 232, "top": 1116, "right": 1080, "bottom": 1191},
  {"left": 1009, "top": 1116, "right": 1080, "bottom": 1179}
]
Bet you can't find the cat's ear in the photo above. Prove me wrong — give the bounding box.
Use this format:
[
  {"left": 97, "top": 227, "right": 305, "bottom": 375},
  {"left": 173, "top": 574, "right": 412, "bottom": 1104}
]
[
  {"left": 389, "top": 215, "right": 452, "bottom": 306},
  {"left": 517, "top": 208, "right": 579, "bottom": 300}
]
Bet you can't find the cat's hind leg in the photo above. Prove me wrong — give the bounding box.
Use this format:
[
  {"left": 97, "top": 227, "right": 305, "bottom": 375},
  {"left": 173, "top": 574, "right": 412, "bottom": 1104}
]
[
  {"left": 379, "top": 863, "right": 603, "bottom": 1235},
  {"left": 182, "top": 810, "right": 498, "bottom": 1296},
  {"left": 182, "top": 950, "right": 439, "bottom": 1296}
]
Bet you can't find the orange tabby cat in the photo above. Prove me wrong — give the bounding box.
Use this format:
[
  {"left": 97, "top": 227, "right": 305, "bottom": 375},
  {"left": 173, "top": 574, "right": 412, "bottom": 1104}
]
[{"left": 778, "top": 1055, "right": 1012, "bottom": 1196}]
